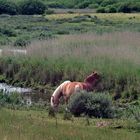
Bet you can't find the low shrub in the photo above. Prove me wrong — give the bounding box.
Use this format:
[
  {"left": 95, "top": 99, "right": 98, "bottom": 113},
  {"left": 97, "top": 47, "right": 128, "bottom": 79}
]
[
  {"left": 0, "top": 92, "right": 22, "bottom": 106},
  {"left": 118, "top": 2, "right": 140, "bottom": 13},
  {"left": 46, "top": 2, "right": 64, "bottom": 8},
  {"left": 118, "top": 100, "right": 140, "bottom": 118},
  {"left": 56, "top": 30, "right": 70, "bottom": 35},
  {"left": 96, "top": 7, "right": 106, "bottom": 13},
  {"left": 68, "top": 91, "right": 114, "bottom": 118},
  {"left": 106, "top": 5, "right": 117, "bottom": 13},
  {"left": 75, "top": 1, "right": 91, "bottom": 9},
  {"left": 19, "top": 0, "right": 47, "bottom": 15},
  {"left": 121, "top": 86, "right": 139, "bottom": 102},
  {"left": 101, "top": 0, "right": 116, "bottom": 7},
  {"left": 0, "top": 36, "right": 11, "bottom": 45},
  {"left": 14, "top": 36, "right": 31, "bottom": 47},
  {"left": 0, "top": 28, "right": 17, "bottom": 37},
  {"left": 88, "top": 3, "right": 99, "bottom": 9},
  {"left": 130, "top": 106, "right": 140, "bottom": 122},
  {"left": 0, "top": 0, "right": 18, "bottom": 15},
  {"left": 96, "top": 5, "right": 117, "bottom": 13},
  {"left": 38, "top": 32, "right": 54, "bottom": 40}
]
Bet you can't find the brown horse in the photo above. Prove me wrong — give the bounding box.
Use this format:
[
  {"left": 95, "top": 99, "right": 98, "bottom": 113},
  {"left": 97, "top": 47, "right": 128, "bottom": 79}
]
[{"left": 50, "top": 71, "right": 100, "bottom": 110}]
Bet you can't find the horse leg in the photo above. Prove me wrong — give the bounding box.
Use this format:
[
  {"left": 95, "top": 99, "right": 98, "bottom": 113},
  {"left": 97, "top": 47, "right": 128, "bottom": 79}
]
[{"left": 64, "top": 96, "right": 69, "bottom": 112}]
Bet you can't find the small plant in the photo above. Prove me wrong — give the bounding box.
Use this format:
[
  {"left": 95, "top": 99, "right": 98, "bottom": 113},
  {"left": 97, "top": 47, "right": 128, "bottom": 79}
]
[
  {"left": 63, "top": 111, "right": 73, "bottom": 120},
  {"left": 48, "top": 107, "right": 56, "bottom": 117},
  {"left": 0, "top": 36, "right": 11, "bottom": 45},
  {"left": 38, "top": 32, "right": 54, "bottom": 40},
  {"left": 0, "top": 92, "right": 22, "bottom": 106},
  {"left": 129, "top": 106, "right": 140, "bottom": 122}
]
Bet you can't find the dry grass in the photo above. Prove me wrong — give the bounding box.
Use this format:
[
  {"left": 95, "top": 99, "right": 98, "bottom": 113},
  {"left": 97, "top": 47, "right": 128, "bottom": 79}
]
[
  {"left": 27, "top": 32, "right": 140, "bottom": 65},
  {"left": 47, "top": 13, "right": 140, "bottom": 22}
]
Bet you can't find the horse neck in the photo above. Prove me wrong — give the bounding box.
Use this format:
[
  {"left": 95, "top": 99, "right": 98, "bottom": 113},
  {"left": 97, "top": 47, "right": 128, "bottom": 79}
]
[
  {"left": 82, "top": 81, "right": 92, "bottom": 90},
  {"left": 52, "top": 84, "right": 62, "bottom": 102},
  {"left": 51, "top": 81, "right": 71, "bottom": 107},
  {"left": 84, "top": 78, "right": 96, "bottom": 86}
]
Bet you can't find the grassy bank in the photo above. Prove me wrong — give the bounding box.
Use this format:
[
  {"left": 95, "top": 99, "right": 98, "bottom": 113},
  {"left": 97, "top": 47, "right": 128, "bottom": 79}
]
[{"left": 0, "top": 108, "right": 139, "bottom": 140}]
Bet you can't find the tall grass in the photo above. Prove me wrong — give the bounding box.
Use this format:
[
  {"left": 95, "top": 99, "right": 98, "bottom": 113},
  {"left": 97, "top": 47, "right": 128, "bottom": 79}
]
[
  {"left": 26, "top": 32, "right": 140, "bottom": 76},
  {"left": 0, "top": 32, "right": 140, "bottom": 96}
]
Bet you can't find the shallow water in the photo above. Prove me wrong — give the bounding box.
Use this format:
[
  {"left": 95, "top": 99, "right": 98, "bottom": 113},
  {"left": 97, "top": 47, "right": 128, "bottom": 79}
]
[
  {"left": 0, "top": 83, "right": 32, "bottom": 94},
  {"left": 0, "top": 48, "right": 27, "bottom": 56}
]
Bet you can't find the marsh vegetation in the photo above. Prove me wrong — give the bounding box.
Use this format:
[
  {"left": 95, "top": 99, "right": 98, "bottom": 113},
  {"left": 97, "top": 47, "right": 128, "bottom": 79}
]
[{"left": 0, "top": 9, "right": 140, "bottom": 140}]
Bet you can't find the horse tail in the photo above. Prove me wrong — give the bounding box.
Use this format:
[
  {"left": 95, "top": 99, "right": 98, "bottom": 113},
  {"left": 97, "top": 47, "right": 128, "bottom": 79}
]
[{"left": 50, "top": 80, "right": 71, "bottom": 109}]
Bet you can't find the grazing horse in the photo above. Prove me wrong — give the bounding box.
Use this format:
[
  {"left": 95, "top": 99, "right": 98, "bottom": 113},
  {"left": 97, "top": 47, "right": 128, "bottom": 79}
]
[{"left": 50, "top": 71, "right": 100, "bottom": 110}]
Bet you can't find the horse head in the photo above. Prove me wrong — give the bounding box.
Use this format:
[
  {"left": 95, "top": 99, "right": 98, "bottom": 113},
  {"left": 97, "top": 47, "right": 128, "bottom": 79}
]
[
  {"left": 84, "top": 71, "right": 100, "bottom": 86},
  {"left": 50, "top": 95, "right": 60, "bottom": 110}
]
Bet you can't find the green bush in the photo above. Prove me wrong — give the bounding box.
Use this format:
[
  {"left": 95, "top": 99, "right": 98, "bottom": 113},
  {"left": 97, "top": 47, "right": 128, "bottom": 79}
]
[
  {"left": 14, "top": 36, "right": 31, "bottom": 47},
  {"left": 19, "top": 0, "right": 47, "bottom": 15},
  {"left": 0, "top": 0, "right": 18, "bottom": 15},
  {"left": 75, "top": 1, "right": 92, "bottom": 9},
  {"left": 118, "top": 2, "right": 140, "bottom": 13},
  {"left": 96, "top": 5, "right": 117, "bottom": 13},
  {"left": 118, "top": 2, "right": 132, "bottom": 13},
  {"left": 116, "top": 100, "right": 140, "bottom": 120},
  {"left": 38, "top": 32, "right": 54, "bottom": 40},
  {"left": 0, "top": 28, "right": 17, "bottom": 37},
  {"left": 88, "top": 3, "right": 99, "bottom": 9},
  {"left": 122, "top": 86, "right": 139, "bottom": 102},
  {"left": 101, "top": 0, "right": 116, "bottom": 7},
  {"left": 127, "top": 105, "right": 140, "bottom": 123},
  {"left": 47, "top": 2, "right": 64, "bottom": 8},
  {"left": 0, "top": 92, "right": 22, "bottom": 106},
  {"left": 96, "top": 7, "right": 106, "bottom": 13},
  {"left": 0, "top": 36, "right": 11, "bottom": 45},
  {"left": 68, "top": 92, "right": 114, "bottom": 118},
  {"left": 106, "top": 5, "right": 117, "bottom": 13}
]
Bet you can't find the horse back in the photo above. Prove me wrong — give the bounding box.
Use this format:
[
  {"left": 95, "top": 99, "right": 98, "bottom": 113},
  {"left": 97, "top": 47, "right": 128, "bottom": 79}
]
[{"left": 62, "top": 82, "right": 84, "bottom": 97}]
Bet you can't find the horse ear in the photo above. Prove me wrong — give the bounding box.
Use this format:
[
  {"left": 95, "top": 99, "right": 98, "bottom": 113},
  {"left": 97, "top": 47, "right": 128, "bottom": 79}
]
[{"left": 93, "top": 71, "right": 97, "bottom": 74}]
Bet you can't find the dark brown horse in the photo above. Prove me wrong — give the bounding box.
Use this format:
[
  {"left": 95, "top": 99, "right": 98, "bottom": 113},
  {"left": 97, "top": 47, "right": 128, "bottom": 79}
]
[{"left": 50, "top": 71, "right": 100, "bottom": 110}]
